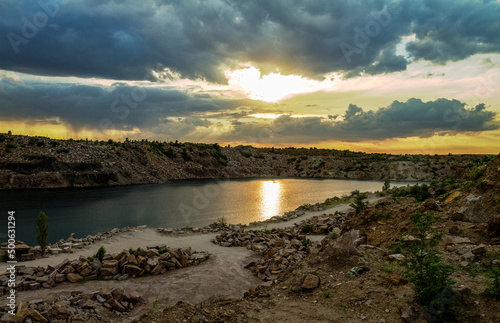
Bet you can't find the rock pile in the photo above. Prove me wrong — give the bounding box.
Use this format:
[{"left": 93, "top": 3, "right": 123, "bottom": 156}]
[
  {"left": 157, "top": 222, "right": 230, "bottom": 235},
  {"left": 213, "top": 227, "right": 318, "bottom": 284},
  {"left": 0, "top": 287, "right": 143, "bottom": 322},
  {"left": 291, "top": 212, "right": 349, "bottom": 235},
  {"left": 0, "top": 245, "right": 209, "bottom": 294},
  {"left": 44, "top": 226, "right": 143, "bottom": 256},
  {"left": 157, "top": 210, "right": 308, "bottom": 236}
]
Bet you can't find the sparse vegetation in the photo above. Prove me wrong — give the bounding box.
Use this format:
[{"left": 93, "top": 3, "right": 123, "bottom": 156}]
[
  {"left": 484, "top": 267, "right": 500, "bottom": 300},
  {"left": 300, "top": 224, "right": 313, "bottom": 234}
]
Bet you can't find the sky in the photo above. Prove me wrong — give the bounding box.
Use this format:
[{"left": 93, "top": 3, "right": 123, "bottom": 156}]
[{"left": 0, "top": 0, "right": 499, "bottom": 154}]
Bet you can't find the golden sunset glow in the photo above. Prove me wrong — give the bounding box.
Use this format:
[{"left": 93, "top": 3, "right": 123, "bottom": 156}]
[
  {"left": 226, "top": 66, "right": 335, "bottom": 103},
  {"left": 260, "top": 180, "right": 282, "bottom": 220}
]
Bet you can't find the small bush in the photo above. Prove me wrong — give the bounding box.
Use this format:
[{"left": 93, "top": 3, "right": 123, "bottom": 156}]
[
  {"left": 484, "top": 267, "right": 500, "bottom": 300},
  {"left": 300, "top": 224, "right": 313, "bottom": 234},
  {"left": 382, "top": 178, "right": 391, "bottom": 191},
  {"left": 94, "top": 246, "right": 106, "bottom": 262},
  {"left": 350, "top": 193, "right": 369, "bottom": 214},
  {"left": 301, "top": 238, "right": 312, "bottom": 247},
  {"left": 181, "top": 149, "right": 192, "bottom": 161},
  {"left": 469, "top": 165, "right": 486, "bottom": 181}
]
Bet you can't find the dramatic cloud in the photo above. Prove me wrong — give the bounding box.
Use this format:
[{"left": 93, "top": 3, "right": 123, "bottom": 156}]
[
  {"left": 0, "top": 78, "right": 272, "bottom": 133},
  {"left": 1, "top": 0, "right": 499, "bottom": 83},
  {"left": 226, "top": 98, "right": 498, "bottom": 143}
]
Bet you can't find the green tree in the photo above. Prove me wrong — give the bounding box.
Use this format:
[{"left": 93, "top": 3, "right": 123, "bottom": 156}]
[
  {"left": 395, "top": 212, "right": 458, "bottom": 321},
  {"left": 36, "top": 211, "right": 49, "bottom": 252},
  {"left": 382, "top": 178, "right": 391, "bottom": 191}
]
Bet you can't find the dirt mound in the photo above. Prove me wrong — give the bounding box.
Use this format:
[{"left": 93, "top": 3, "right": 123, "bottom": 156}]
[{"left": 342, "top": 198, "right": 419, "bottom": 248}]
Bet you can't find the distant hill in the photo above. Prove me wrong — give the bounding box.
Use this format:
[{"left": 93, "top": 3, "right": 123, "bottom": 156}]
[{"left": 0, "top": 133, "right": 494, "bottom": 189}]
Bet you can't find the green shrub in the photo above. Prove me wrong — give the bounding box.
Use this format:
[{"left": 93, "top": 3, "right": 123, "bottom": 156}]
[
  {"left": 390, "top": 183, "right": 431, "bottom": 202},
  {"left": 301, "top": 238, "right": 312, "bottom": 247},
  {"left": 94, "top": 246, "right": 106, "bottom": 262},
  {"left": 300, "top": 224, "right": 313, "bottom": 234},
  {"left": 469, "top": 166, "right": 486, "bottom": 181},
  {"left": 382, "top": 178, "right": 391, "bottom": 191},
  {"left": 36, "top": 212, "right": 49, "bottom": 252},
  {"left": 484, "top": 267, "right": 500, "bottom": 300},
  {"left": 181, "top": 149, "right": 192, "bottom": 161},
  {"left": 350, "top": 193, "right": 369, "bottom": 214},
  {"left": 394, "top": 212, "right": 459, "bottom": 321}
]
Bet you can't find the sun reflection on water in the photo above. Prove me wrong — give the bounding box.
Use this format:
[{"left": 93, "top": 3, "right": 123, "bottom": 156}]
[{"left": 260, "top": 180, "right": 282, "bottom": 221}]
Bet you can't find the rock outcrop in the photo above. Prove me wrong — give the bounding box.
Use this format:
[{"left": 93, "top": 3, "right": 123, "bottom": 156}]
[{"left": 0, "top": 133, "right": 488, "bottom": 189}]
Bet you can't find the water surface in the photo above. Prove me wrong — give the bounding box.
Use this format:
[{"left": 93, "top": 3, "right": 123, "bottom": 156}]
[{"left": 0, "top": 178, "right": 413, "bottom": 245}]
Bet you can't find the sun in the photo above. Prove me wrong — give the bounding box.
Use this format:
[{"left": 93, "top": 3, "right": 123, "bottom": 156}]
[{"left": 225, "top": 66, "right": 335, "bottom": 102}]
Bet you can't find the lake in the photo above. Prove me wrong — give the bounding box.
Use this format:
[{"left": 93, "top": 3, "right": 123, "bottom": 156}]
[{"left": 0, "top": 178, "right": 414, "bottom": 245}]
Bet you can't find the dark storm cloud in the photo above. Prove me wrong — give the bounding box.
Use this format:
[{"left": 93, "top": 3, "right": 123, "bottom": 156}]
[
  {"left": 226, "top": 98, "right": 498, "bottom": 143},
  {"left": 1, "top": 0, "right": 499, "bottom": 82},
  {"left": 0, "top": 77, "right": 270, "bottom": 132}
]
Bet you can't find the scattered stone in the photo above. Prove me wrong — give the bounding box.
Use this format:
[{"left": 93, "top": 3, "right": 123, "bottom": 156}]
[
  {"left": 388, "top": 254, "right": 405, "bottom": 262},
  {"left": 400, "top": 304, "right": 416, "bottom": 323},
  {"left": 301, "top": 274, "right": 320, "bottom": 290},
  {"left": 471, "top": 244, "right": 487, "bottom": 255},
  {"left": 462, "top": 251, "right": 475, "bottom": 261}
]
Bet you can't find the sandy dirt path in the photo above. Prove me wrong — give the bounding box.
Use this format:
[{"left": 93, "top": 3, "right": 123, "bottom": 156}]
[{"left": 0, "top": 197, "right": 381, "bottom": 320}]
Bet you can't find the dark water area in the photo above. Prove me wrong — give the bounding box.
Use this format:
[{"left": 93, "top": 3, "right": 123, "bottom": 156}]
[{"left": 0, "top": 178, "right": 415, "bottom": 245}]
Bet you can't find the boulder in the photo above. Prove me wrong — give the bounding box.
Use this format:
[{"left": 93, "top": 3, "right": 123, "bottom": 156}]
[
  {"left": 66, "top": 273, "right": 84, "bottom": 283},
  {"left": 333, "top": 230, "right": 366, "bottom": 256},
  {"left": 123, "top": 264, "right": 143, "bottom": 276},
  {"left": 462, "top": 251, "right": 475, "bottom": 261},
  {"left": 107, "top": 297, "right": 127, "bottom": 312},
  {"left": 99, "top": 285, "right": 114, "bottom": 298},
  {"left": 301, "top": 274, "right": 320, "bottom": 289},
  {"left": 100, "top": 266, "right": 118, "bottom": 276},
  {"left": 101, "top": 260, "right": 119, "bottom": 268},
  {"left": 459, "top": 194, "right": 486, "bottom": 223}
]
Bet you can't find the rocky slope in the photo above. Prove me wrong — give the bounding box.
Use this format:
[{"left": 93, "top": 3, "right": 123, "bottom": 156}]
[
  {"left": 0, "top": 134, "right": 492, "bottom": 189},
  {"left": 139, "top": 155, "right": 500, "bottom": 323}
]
